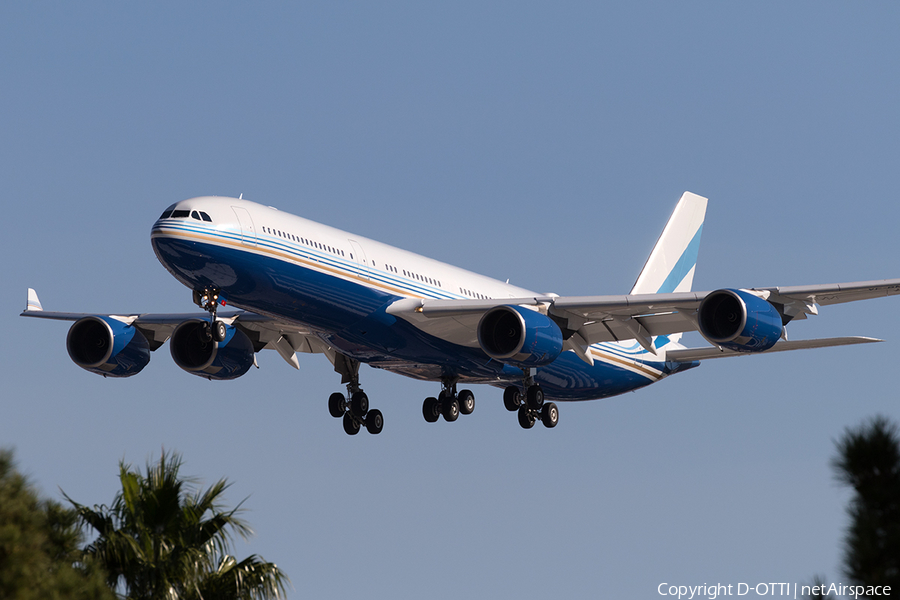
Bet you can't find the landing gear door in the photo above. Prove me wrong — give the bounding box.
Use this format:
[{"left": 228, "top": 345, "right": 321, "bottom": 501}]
[
  {"left": 348, "top": 239, "right": 369, "bottom": 280},
  {"left": 232, "top": 207, "right": 257, "bottom": 247}
]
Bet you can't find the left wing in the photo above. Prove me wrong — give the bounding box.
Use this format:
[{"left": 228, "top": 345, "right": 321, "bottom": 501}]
[{"left": 387, "top": 278, "right": 900, "bottom": 360}]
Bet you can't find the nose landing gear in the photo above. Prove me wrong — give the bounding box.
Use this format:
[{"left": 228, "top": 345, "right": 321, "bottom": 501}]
[{"left": 193, "top": 288, "right": 228, "bottom": 342}]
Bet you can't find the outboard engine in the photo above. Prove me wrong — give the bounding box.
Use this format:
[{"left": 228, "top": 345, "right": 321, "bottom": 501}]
[
  {"left": 169, "top": 320, "right": 255, "bottom": 380},
  {"left": 477, "top": 305, "right": 563, "bottom": 367},
  {"left": 66, "top": 316, "right": 151, "bottom": 377},
  {"left": 697, "top": 289, "right": 783, "bottom": 352}
]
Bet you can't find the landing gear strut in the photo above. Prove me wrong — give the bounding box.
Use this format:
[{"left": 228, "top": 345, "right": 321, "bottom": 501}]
[
  {"left": 193, "top": 287, "right": 227, "bottom": 343},
  {"left": 327, "top": 353, "right": 383, "bottom": 435},
  {"left": 422, "top": 377, "right": 475, "bottom": 424},
  {"left": 503, "top": 369, "right": 558, "bottom": 430}
]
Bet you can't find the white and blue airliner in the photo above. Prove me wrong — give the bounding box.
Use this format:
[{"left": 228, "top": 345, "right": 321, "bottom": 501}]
[{"left": 21, "top": 192, "right": 900, "bottom": 435}]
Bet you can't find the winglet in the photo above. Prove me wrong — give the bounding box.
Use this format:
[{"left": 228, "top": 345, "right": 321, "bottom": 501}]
[
  {"left": 631, "top": 192, "right": 707, "bottom": 295},
  {"left": 25, "top": 288, "right": 43, "bottom": 312}
]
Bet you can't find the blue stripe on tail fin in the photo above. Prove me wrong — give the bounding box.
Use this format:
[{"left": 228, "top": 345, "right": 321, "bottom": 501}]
[{"left": 630, "top": 192, "right": 708, "bottom": 295}]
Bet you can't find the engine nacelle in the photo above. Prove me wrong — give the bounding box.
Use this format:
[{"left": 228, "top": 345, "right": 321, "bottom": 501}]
[
  {"left": 698, "top": 289, "right": 783, "bottom": 352},
  {"left": 169, "top": 320, "right": 255, "bottom": 380},
  {"left": 477, "top": 305, "right": 563, "bottom": 367},
  {"left": 66, "top": 316, "right": 151, "bottom": 378}
]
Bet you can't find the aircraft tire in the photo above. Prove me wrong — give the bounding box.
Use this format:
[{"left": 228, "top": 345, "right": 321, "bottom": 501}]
[
  {"left": 423, "top": 397, "right": 440, "bottom": 423},
  {"left": 526, "top": 385, "right": 544, "bottom": 410},
  {"left": 458, "top": 389, "right": 475, "bottom": 415},
  {"left": 541, "top": 402, "right": 559, "bottom": 428},
  {"left": 212, "top": 320, "right": 228, "bottom": 343},
  {"left": 503, "top": 386, "right": 521, "bottom": 412},
  {"left": 350, "top": 391, "right": 369, "bottom": 416},
  {"left": 365, "top": 409, "right": 384, "bottom": 435},
  {"left": 328, "top": 393, "right": 345, "bottom": 418},
  {"left": 517, "top": 405, "right": 535, "bottom": 429},
  {"left": 342, "top": 413, "right": 360, "bottom": 435},
  {"left": 442, "top": 398, "right": 460, "bottom": 422}
]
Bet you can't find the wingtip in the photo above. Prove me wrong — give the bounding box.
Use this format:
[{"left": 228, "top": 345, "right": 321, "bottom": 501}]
[{"left": 25, "top": 288, "right": 43, "bottom": 312}]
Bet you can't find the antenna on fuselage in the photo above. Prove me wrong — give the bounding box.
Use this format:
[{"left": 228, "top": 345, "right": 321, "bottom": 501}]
[{"left": 239, "top": 193, "right": 243, "bottom": 199}]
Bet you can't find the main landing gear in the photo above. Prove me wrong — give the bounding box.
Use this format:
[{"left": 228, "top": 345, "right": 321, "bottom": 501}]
[
  {"left": 503, "top": 370, "right": 558, "bottom": 430},
  {"left": 422, "top": 377, "right": 475, "bottom": 424},
  {"left": 193, "top": 288, "right": 228, "bottom": 343},
  {"left": 327, "top": 354, "right": 383, "bottom": 435}
]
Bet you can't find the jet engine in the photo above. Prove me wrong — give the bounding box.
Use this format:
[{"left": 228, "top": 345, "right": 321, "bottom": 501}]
[
  {"left": 66, "top": 316, "right": 151, "bottom": 377},
  {"left": 697, "top": 289, "right": 783, "bottom": 352},
  {"left": 169, "top": 320, "right": 255, "bottom": 380},
  {"left": 477, "top": 305, "right": 563, "bottom": 367}
]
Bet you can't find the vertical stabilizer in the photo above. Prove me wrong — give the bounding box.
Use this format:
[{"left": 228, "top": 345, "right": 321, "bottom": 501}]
[{"left": 630, "top": 192, "right": 707, "bottom": 296}]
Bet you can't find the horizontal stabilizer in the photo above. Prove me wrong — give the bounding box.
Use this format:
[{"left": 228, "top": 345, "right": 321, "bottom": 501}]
[{"left": 666, "top": 336, "right": 882, "bottom": 362}]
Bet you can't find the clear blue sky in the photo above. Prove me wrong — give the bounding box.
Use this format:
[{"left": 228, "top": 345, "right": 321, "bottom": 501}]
[{"left": 2, "top": 3, "right": 899, "bottom": 598}]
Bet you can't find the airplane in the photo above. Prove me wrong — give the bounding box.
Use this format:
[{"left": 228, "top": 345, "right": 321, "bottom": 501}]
[{"left": 21, "top": 192, "right": 900, "bottom": 436}]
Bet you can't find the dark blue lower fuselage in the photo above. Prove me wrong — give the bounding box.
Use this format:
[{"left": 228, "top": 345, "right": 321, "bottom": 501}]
[{"left": 152, "top": 233, "right": 694, "bottom": 400}]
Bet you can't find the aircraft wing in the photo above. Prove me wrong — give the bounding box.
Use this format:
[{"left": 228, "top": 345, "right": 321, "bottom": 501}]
[
  {"left": 388, "top": 278, "right": 900, "bottom": 357},
  {"left": 20, "top": 289, "right": 325, "bottom": 369},
  {"left": 666, "top": 336, "right": 883, "bottom": 362}
]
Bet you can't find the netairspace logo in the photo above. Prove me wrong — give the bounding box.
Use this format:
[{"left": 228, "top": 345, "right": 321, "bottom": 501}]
[{"left": 657, "top": 582, "right": 892, "bottom": 599}]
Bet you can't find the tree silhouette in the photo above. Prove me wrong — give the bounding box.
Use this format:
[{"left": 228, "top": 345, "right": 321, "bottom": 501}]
[
  {"left": 0, "top": 449, "right": 114, "bottom": 600},
  {"left": 66, "top": 451, "right": 289, "bottom": 599},
  {"left": 832, "top": 415, "right": 900, "bottom": 590}
]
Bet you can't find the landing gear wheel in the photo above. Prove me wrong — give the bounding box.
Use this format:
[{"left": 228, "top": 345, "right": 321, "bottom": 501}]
[
  {"left": 365, "top": 409, "right": 384, "bottom": 435},
  {"left": 211, "top": 320, "right": 227, "bottom": 343},
  {"left": 526, "top": 385, "right": 544, "bottom": 410},
  {"left": 442, "top": 398, "right": 460, "bottom": 422},
  {"left": 342, "top": 413, "right": 360, "bottom": 435},
  {"left": 517, "top": 405, "right": 536, "bottom": 429},
  {"left": 423, "top": 397, "right": 440, "bottom": 423},
  {"left": 541, "top": 402, "right": 559, "bottom": 428},
  {"left": 503, "top": 386, "right": 522, "bottom": 412},
  {"left": 328, "top": 393, "right": 345, "bottom": 418},
  {"left": 458, "top": 389, "right": 475, "bottom": 415},
  {"left": 350, "top": 391, "right": 369, "bottom": 416}
]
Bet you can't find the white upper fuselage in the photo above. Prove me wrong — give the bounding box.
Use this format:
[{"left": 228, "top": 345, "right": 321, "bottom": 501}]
[{"left": 156, "top": 196, "right": 539, "bottom": 305}]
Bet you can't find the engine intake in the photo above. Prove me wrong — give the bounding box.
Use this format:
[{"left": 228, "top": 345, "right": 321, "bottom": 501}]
[
  {"left": 66, "top": 316, "right": 151, "bottom": 377},
  {"left": 170, "top": 320, "right": 255, "bottom": 380},
  {"left": 477, "top": 305, "right": 563, "bottom": 367},
  {"left": 698, "top": 289, "right": 783, "bottom": 352}
]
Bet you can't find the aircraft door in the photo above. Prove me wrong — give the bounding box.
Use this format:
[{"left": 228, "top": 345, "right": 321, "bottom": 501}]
[
  {"left": 231, "top": 207, "right": 257, "bottom": 246},
  {"left": 348, "top": 239, "right": 369, "bottom": 280}
]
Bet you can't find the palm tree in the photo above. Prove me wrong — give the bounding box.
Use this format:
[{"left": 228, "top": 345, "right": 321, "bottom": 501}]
[
  {"left": 832, "top": 415, "right": 900, "bottom": 589},
  {"left": 65, "top": 451, "right": 288, "bottom": 600}
]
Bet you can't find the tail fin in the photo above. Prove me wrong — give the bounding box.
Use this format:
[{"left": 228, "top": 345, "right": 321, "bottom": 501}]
[{"left": 630, "top": 192, "right": 707, "bottom": 295}]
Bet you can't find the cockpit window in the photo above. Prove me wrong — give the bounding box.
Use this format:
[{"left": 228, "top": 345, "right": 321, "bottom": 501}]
[
  {"left": 159, "top": 204, "right": 177, "bottom": 219},
  {"left": 170, "top": 210, "right": 190, "bottom": 218},
  {"left": 191, "top": 211, "right": 201, "bottom": 220},
  {"left": 200, "top": 212, "right": 212, "bottom": 222}
]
